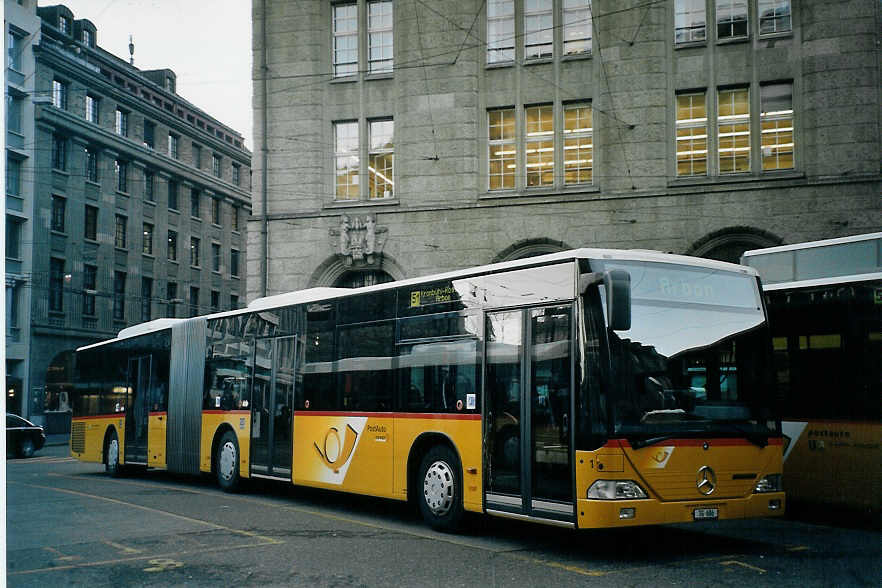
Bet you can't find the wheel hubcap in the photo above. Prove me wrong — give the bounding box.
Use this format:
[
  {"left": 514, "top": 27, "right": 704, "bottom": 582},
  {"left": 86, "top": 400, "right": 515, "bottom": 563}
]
[
  {"left": 108, "top": 439, "right": 119, "bottom": 467},
  {"left": 423, "top": 460, "right": 454, "bottom": 516},
  {"left": 219, "top": 441, "right": 237, "bottom": 481}
]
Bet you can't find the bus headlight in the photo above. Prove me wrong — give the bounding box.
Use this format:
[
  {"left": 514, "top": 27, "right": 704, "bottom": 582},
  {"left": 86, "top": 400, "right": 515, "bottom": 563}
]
[
  {"left": 587, "top": 480, "right": 647, "bottom": 500},
  {"left": 754, "top": 474, "right": 782, "bottom": 493}
]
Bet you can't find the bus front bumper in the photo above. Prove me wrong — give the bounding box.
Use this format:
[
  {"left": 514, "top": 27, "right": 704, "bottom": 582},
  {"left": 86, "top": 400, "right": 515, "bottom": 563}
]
[{"left": 576, "top": 492, "right": 786, "bottom": 529}]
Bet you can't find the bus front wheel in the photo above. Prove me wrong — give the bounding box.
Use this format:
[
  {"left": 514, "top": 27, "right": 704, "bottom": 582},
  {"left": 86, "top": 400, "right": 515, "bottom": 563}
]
[
  {"left": 216, "top": 431, "right": 241, "bottom": 492},
  {"left": 105, "top": 430, "right": 121, "bottom": 477},
  {"left": 417, "top": 445, "right": 464, "bottom": 532}
]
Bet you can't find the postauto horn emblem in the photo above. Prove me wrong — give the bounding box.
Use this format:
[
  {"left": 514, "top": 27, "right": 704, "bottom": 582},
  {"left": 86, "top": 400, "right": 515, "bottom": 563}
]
[
  {"left": 314, "top": 424, "right": 359, "bottom": 473},
  {"left": 696, "top": 465, "right": 717, "bottom": 496}
]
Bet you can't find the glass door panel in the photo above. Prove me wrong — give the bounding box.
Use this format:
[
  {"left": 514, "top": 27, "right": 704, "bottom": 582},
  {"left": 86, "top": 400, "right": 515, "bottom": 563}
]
[{"left": 486, "top": 311, "right": 523, "bottom": 499}]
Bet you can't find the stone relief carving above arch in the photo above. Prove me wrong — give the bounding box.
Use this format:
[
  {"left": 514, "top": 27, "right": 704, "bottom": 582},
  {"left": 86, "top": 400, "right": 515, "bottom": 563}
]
[{"left": 329, "top": 213, "right": 388, "bottom": 267}]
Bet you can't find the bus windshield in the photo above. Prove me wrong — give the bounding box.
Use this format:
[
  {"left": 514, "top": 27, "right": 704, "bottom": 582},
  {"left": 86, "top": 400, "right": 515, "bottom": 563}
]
[{"left": 593, "top": 260, "right": 778, "bottom": 445}]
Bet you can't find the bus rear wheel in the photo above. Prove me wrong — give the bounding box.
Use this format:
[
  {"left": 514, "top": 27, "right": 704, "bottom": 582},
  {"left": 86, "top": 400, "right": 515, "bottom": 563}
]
[
  {"left": 417, "top": 445, "right": 464, "bottom": 532},
  {"left": 216, "top": 431, "right": 241, "bottom": 492},
  {"left": 105, "top": 430, "right": 121, "bottom": 477}
]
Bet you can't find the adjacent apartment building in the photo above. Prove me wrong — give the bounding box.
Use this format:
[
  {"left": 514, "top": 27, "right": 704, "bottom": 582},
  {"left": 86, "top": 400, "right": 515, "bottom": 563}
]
[
  {"left": 250, "top": 0, "right": 880, "bottom": 300},
  {"left": 5, "top": 2, "right": 252, "bottom": 430}
]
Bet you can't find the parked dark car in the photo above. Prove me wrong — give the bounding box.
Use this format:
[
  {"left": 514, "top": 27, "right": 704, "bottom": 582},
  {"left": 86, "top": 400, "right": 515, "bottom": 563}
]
[{"left": 6, "top": 414, "right": 46, "bottom": 458}]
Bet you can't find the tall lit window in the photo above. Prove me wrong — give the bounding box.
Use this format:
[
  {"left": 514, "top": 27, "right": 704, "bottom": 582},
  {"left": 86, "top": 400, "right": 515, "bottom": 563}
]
[
  {"left": 190, "top": 237, "right": 200, "bottom": 267},
  {"left": 168, "top": 133, "right": 179, "bottom": 158},
  {"left": 113, "top": 271, "right": 126, "bottom": 320},
  {"left": 759, "top": 0, "right": 791, "bottom": 35},
  {"left": 333, "top": 3, "right": 358, "bottom": 77},
  {"left": 115, "top": 108, "right": 128, "bottom": 136},
  {"left": 525, "top": 0, "right": 553, "bottom": 60},
  {"left": 761, "top": 83, "right": 794, "bottom": 170},
  {"left": 563, "top": 0, "right": 592, "bottom": 55},
  {"left": 487, "top": 0, "right": 514, "bottom": 63},
  {"left": 115, "top": 214, "right": 127, "bottom": 248},
  {"left": 675, "top": 0, "right": 706, "bottom": 43},
  {"left": 52, "top": 79, "right": 68, "bottom": 109},
  {"left": 50, "top": 258, "right": 65, "bottom": 312},
  {"left": 718, "top": 88, "right": 750, "bottom": 173},
  {"left": 143, "top": 223, "right": 154, "bottom": 255},
  {"left": 141, "top": 277, "right": 153, "bottom": 322},
  {"left": 369, "top": 1, "right": 393, "bottom": 74},
  {"left": 115, "top": 159, "right": 128, "bottom": 192},
  {"left": 168, "top": 230, "right": 178, "bottom": 261},
  {"left": 675, "top": 92, "right": 708, "bottom": 176},
  {"left": 52, "top": 134, "right": 67, "bottom": 170},
  {"left": 51, "top": 195, "right": 66, "bottom": 232},
  {"left": 369, "top": 119, "right": 394, "bottom": 199},
  {"left": 85, "top": 147, "right": 98, "bottom": 182},
  {"left": 526, "top": 105, "right": 554, "bottom": 187},
  {"left": 716, "top": 0, "right": 748, "bottom": 39},
  {"left": 488, "top": 108, "right": 516, "bottom": 190},
  {"left": 83, "top": 264, "right": 97, "bottom": 316},
  {"left": 563, "top": 103, "right": 593, "bottom": 184},
  {"left": 85, "top": 95, "right": 99, "bottom": 123},
  {"left": 334, "top": 121, "right": 359, "bottom": 200},
  {"left": 84, "top": 205, "right": 98, "bottom": 241}
]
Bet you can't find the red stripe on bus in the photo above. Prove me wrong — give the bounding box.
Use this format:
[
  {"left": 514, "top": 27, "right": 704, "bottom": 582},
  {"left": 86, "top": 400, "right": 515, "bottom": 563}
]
[
  {"left": 149, "top": 412, "right": 167, "bottom": 417},
  {"left": 294, "top": 411, "right": 481, "bottom": 421},
  {"left": 782, "top": 418, "right": 881, "bottom": 426},
  {"left": 202, "top": 410, "right": 250, "bottom": 415},
  {"left": 614, "top": 437, "right": 783, "bottom": 448},
  {"left": 71, "top": 414, "right": 125, "bottom": 421}
]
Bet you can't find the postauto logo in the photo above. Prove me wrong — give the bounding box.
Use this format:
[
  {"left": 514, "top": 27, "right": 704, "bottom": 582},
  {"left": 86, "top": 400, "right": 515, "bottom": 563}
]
[{"left": 314, "top": 424, "right": 359, "bottom": 473}]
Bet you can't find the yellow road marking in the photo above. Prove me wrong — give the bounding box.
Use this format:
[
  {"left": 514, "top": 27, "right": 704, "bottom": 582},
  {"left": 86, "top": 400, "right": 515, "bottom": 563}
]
[
  {"left": 721, "top": 560, "right": 767, "bottom": 574},
  {"left": 788, "top": 546, "right": 810, "bottom": 552},
  {"left": 42, "top": 546, "right": 77, "bottom": 561},
  {"left": 103, "top": 540, "right": 142, "bottom": 554}
]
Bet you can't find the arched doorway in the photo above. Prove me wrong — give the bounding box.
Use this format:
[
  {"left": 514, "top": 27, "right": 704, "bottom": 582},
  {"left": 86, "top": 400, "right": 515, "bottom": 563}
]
[
  {"left": 492, "top": 238, "right": 570, "bottom": 263},
  {"left": 309, "top": 254, "right": 406, "bottom": 288},
  {"left": 334, "top": 269, "right": 395, "bottom": 288},
  {"left": 686, "top": 227, "right": 783, "bottom": 264}
]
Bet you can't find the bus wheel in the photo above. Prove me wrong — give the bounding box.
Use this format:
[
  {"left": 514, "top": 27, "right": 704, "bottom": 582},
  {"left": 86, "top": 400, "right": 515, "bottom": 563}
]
[
  {"left": 105, "top": 431, "right": 121, "bottom": 477},
  {"left": 216, "top": 431, "right": 241, "bottom": 492},
  {"left": 418, "top": 445, "right": 464, "bottom": 532}
]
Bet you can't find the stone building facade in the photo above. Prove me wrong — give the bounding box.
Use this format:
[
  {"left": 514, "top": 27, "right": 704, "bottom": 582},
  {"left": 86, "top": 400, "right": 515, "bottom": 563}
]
[
  {"left": 267, "top": 0, "right": 876, "bottom": 298},
  {"left": 5, "top": 2, "right": 252, "bottom": 429}
]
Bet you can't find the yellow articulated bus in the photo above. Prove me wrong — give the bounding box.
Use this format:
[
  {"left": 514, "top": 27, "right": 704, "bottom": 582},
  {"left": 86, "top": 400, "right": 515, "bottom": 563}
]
[
  {"left": 71, "top": 249, "right": 785, "bottom": 531},
  {"left": 742, "top": 233, "right": 881, "bottom": 514}
]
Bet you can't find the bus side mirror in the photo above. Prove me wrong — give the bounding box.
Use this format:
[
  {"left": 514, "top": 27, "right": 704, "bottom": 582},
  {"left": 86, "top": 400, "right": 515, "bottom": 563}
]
[{"left": 604, "top": 270, "right": 631, "bottom": 331}]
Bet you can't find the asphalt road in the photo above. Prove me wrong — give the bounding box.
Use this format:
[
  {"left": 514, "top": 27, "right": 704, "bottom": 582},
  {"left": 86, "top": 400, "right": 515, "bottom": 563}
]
[{"left": 6, "top": 443, "right": 880, "bottom": 587}]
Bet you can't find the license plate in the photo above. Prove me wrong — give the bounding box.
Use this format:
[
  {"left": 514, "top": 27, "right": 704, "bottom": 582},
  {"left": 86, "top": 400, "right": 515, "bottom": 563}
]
[{"left": 693, "top": 507, "right": 719, "bottom": 520}]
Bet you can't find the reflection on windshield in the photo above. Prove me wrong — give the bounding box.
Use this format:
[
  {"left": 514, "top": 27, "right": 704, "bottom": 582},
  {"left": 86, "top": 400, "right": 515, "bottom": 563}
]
[{"left": 594, "top": 261, "right": 776, "bottom": 438}]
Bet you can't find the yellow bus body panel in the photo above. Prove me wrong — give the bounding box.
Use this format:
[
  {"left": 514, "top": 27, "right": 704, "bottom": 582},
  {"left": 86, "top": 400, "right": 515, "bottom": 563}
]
[
  {"left": 200, "top": 411, "right": 252, "bottom": 479},
  {"left": 70, "top": 416, "right": 125, "bottom": 465},
  {"left": 575, "top": 441, "right": 786, "bottom": 528},
  {"left": 782, "top": 420, "right": 882, "bottom": 511},
  {"left": 147, "top": 414, "right": 167, "bottom": 468}
]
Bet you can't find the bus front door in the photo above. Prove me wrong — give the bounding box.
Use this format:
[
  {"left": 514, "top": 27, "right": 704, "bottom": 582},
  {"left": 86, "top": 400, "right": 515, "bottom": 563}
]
[
  {"left": 250, "top": 335, "right": 296, "bottom": 480},
  {"left": 485, "top": 306, "right": 574, "bottom": 523},
  {"left": 124, "top": 355, "right": 151, "bottom": 465}
]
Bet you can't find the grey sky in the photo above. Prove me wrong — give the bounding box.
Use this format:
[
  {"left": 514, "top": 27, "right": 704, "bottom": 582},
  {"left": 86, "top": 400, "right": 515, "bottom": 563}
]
[{"left": 41, "top": 0, "right": 254, "bottom": 150}]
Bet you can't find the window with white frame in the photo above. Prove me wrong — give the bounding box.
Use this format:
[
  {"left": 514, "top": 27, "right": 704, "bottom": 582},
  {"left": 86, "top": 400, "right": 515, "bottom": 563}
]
[
  {"left": 675, "top": 0, "right": 706, "bottom": 43},
  {"left": 525, "top": 0, "right": 553, "bottom": 60},
  {"left": 563, "top": 103, "right": 593, "bottom": 184},
  {"left": 525, "top": 104, "right": 554, "bottom": 187},
  {"left": 85, "top": 147, "right": 98, "bottom": 182},
  {"left": 760, "top": 83, "right": 793, "bottom": 170},
  {"left": 232, "top": 164, "right": 240, "bottom": 186},
  {"left": 716, "top": 0, "right": 748, "bottom": 40},
  {"left": 85, "top": 94, "right": 99, "bottom": 123},
  {"left": 488, "top": 108, "right": 516, "bottom": 190},
  {"left": 334, "top": 121, "right": 359, "bottom": 200},
  {"left": 758, "top": 0, "right": 791, "bottom": 35},
  {"left": 8, "top": 30, "right": 23, "bottom": 70},
  {"left": 369, "top": 119, "right": 394, "bottom": 199},
  {"left": 487, "top": 0, "right": 515, "bottom": 64},
  {"left": 212, "top": 153, "right": 222, "bottom": 178},
  {"left": 718, "top": 87, "right": 750, "bottom": 173},
  {"left": 115, "top": 108, "right": 128, "bottom": 136},
  {"left": 52, "top": 79, "right": 68, "bottom": 109},
  {"left": 563, "top": 0, "right": 592, "bottom": 56},
  {"left": 168, "top": 133, "right": 179, "bottom": 158},
  {"left": 369, "top": 1, "right": 393, "bottom": 74},
  {"left": 333, "top": 3, "right": 358, "bottom": 77},
  {"left": 675, "top": 92, "right": 708, "bottom": 176},
  {"left": 115, "top": 159, "right": 128, "bottom": 192}
]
